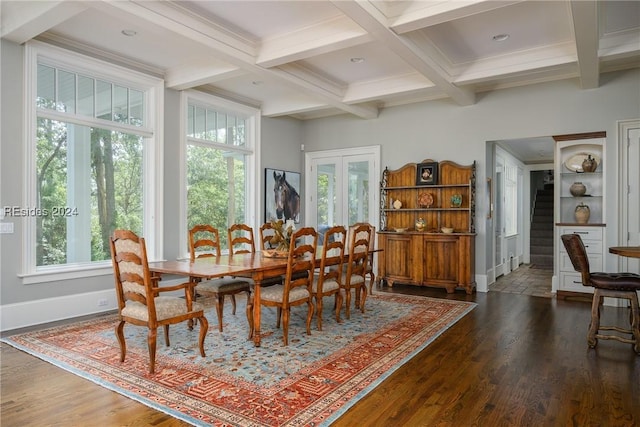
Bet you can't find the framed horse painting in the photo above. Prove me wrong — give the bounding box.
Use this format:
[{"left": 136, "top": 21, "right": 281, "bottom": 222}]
[{"left": 265, "top": 168, "right": 301, "bottom": 223}]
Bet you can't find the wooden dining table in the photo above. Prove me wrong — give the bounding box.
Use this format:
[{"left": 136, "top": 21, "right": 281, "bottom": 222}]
[
  {"left": 149, "top": 252, "right": 292, "bottom": 347},
  {"left": 609, "top": 246, "right": 640, "bottom": 258},
  {"left": 149, "top": 248, "right": 380, "bottom": 347}
]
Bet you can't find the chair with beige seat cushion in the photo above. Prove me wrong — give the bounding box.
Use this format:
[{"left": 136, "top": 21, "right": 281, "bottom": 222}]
[
  {"left": 561, "top": 233, "right": 640, "bottom": 354},
  {"left": 313, "top": 225, "right": 346, "bottom": 331},
  {"left": 189, "top": 224, "right": 252, "bottom": 333},
  {"left": 341, "top": 223, "right": 372, "bottom": 319},
  {"left": 110, "top": 229, "right": 208, "bottom": 374},
  {"left": 258, "top": 227, "right": 318, "bottom": 345}
]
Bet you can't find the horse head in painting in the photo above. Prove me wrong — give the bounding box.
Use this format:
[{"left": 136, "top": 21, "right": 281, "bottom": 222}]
[{"left": 273, "top": 171, "right": 300, "bottom": 222}]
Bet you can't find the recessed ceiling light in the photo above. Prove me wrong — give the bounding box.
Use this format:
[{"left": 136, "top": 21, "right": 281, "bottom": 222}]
[
  {"left": 350, "top": 57, "right": 365, "bottom": 63},
  {"left": 121, "top": 29, "right": 137, "bottom": 37},
  {"left": 492, "top": 34, "right": 509, "bottom": 42}
]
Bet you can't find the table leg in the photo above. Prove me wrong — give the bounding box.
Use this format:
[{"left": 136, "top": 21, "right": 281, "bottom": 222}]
[{"left": 253, "top": 280, "right": 262, "bottom": 347}]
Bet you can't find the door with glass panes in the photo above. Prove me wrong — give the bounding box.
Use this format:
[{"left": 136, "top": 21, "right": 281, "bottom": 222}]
[{"left": 305, "top": 147, "right": 379, "bottom": 233}]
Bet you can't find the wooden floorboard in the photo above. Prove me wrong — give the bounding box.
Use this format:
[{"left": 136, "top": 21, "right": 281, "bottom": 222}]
[{"left": 2, "top": 284, "right": 639, "bottom": 426}]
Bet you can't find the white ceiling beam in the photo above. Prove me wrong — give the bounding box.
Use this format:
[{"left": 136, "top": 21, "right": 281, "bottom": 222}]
[
  {"left": 165, "top": 58, "right": 246, "bottom": 90},
  {"left": 95, "top": 0, "right": 257, "bottom": 63},
  {"left": 37, "top": 32, "right": 165, "bottom": 76},
  {"left": 390, "top": 0, "right": 524, "bottom": 34},
  {"left": 570, "top": 0, "right": 600, "bottom": 89},
  {"left": 261, "top": 99, "right": 329, "bottom": 117},
  {"left": 257, "top": 15, "right": 372, "bottom": 68},
  {"left": 332, "top": 0, "right": 475, "bottom": 106},
  {"left": 344, "top": 72, "right": 434, "bottom": 103},
  {"left": 269, "top": 64, "right": 379, "bottom": 118},
  {"left": 599, "top": 31, "right": 640, "bottom": 59},
  {"left": 100, "top": 0, "right": 377, "bottom": 119},
  {"left": 0, "top": 0, "right": 88, "bottom": 44},
  {"left": 453, "top": 41, "right": 577, "bottom": 83}
]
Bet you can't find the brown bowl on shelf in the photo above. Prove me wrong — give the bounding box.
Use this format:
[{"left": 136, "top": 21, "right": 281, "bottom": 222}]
[
  {"left": 394, "top": 227, "right": 408, "bottom": 233},
  {"left": 441, "top": 227, "right": 454, "bottom": 234}
]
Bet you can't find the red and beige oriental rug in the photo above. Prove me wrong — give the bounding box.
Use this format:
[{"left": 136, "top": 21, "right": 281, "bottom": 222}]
[{"left": 2, "top": 293, "right": 475, "bottom": 426}]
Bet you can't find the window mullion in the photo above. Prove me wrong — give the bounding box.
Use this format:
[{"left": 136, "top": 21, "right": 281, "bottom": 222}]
[
  {"left": 186, "top": 136, "right": 252, "bottom": 155},
  {"left": 37, "top": 108, "right": 153, "bottom": 138}
]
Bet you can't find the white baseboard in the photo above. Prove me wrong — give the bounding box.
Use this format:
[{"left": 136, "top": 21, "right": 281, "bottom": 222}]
[
  {"left": 1, "top": 289, "right": 118, "bottom": 332},
  {"left": 476, "top": 275, "right": 488, "bottom": 293},
  {"left": 1, "top": 279, "right": 184, "bottom": 332}
]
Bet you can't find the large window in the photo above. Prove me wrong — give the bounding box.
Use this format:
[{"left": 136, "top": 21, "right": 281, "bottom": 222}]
[
  {"left": 23, "top": 42, "right": 163, "bottom": 280},
  {"left": 183, "top": 92, "right": 258, "bottom": 252}
]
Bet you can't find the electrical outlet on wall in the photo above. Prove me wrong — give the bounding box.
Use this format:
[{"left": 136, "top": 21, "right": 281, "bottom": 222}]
[{"left": 98, "top": 299, "right": 109, "bottom": 307}]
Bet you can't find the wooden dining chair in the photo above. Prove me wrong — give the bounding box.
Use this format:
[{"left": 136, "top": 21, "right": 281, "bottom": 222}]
[
  {"left": 313, "top": 225, "right": 346, "bottom": 331},
  {"left": 561, "top": 233, "right": 640, "bottom": 354},
  {"left": 228, "top": 223, "right": 256, "bottom": 255},
  {"left": 341, "top": 223, "right": 372, "bottom": 319},
  {"left": 110, "top": 229, "right": 208, "bottom": 374},
  {"left": 189, "top": 224, "right": 252, "bottom": 333},
  {"left": 258, "top": 222, "right": 288, "bottom": 286},
  {"left": 259, "top": 222, "right": 277, "bottom": 250},
  {"left": 348, "top": 222, "right": 377, "bottom": 294},
  {"left": 257, "top": 227, "right": 318, "bottom": 345}
]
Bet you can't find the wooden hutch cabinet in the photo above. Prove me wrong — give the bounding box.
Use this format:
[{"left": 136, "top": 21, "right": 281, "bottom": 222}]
[{"left": 378, "top": 159, "right": 476, "bottom": 294}]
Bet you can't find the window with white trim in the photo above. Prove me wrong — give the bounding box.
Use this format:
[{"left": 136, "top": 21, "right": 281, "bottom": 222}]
[
  {"left": 182, "top": 91, "right": 258, "bottom": 252},
  {"left": 23, "top": 42, "right": 163, "bottom": 277}
]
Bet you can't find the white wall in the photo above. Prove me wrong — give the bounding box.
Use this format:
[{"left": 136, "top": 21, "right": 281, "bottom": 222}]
[{"left": 302, "top": 69, "right": 640, "bottom": 289}]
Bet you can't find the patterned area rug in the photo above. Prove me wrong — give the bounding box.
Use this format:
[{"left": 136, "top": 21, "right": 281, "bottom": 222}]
[{"left": 2, "top": 293, "right": 475, "bottom": 426}]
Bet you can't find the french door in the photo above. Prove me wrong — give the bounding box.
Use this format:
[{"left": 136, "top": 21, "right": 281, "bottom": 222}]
[
  {"left": 619, "top": 120, "right": 640, "bottom": 273},
  {"left": 305, "top": 146, "right": 380, "bottom": 230}
]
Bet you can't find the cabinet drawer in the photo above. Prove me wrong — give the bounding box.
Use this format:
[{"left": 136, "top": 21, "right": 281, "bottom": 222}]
[
  {"left": 559, "top": 253, "right": 603, "bottom": 272},
  {"left": 560, "top": 240, "right": 603, "bottom": 256},
  {"left": 559, "top": 227, "right": 602, "bottom": 241},
  {"left": 560, "top": 272, "right": 594, "bottom": 294}
]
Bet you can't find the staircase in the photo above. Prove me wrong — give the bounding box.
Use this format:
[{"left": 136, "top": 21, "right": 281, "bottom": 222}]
[{"left": 530, "top": 188, "right": 554, "bottom": 269}]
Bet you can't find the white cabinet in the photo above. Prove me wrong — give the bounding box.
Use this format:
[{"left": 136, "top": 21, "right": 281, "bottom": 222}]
[
  {"left": 554, "top": 134, "right": 606, "bottom": 296},
  {"left": 557, "top": 226, "right": 603, "bottom": 294}
]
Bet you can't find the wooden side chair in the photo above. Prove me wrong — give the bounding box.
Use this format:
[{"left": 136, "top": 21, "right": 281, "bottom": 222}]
[
  {"left": 188, "top": 224, "right": 252, "bottom": 333},
  {"left": 313, "top": 225, "right": 346, "bottom": 331},
  {"left": 258, "top": 222, "right": 287, "bottom": 286},
  {"left": 561, "top": 234, "right": 640, "bottom": 354},
  {"left": 228, "top": 223, "right": 256, "bottom": 255},
  {"left": 257, "top": 227, "right": 318, "bottom": 345},
  {"left": 259, "top": 222, "right": 277, "bottom": 250},
  {"left": 110, "top": 229, "right": 208, "bottom": 374},
  {"left": 342, "top": 223, "right": 372, "bottom": 319},
  {"left": 348, "top": 222, "right": 377, "bottom": 294}
]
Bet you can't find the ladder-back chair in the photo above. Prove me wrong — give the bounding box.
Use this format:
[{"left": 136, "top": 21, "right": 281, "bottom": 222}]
[{"left": 110, "top": 229, "right": 208, "bottom": 374}]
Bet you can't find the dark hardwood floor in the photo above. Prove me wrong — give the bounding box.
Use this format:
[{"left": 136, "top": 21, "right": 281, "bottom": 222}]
[{"left": 2, "top": 284, "right": 639, "bottom": 426}]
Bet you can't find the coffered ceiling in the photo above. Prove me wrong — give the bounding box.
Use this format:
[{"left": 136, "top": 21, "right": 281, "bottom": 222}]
[{"left": 2, "top": 1, "right": 639, "bottom": 122}]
